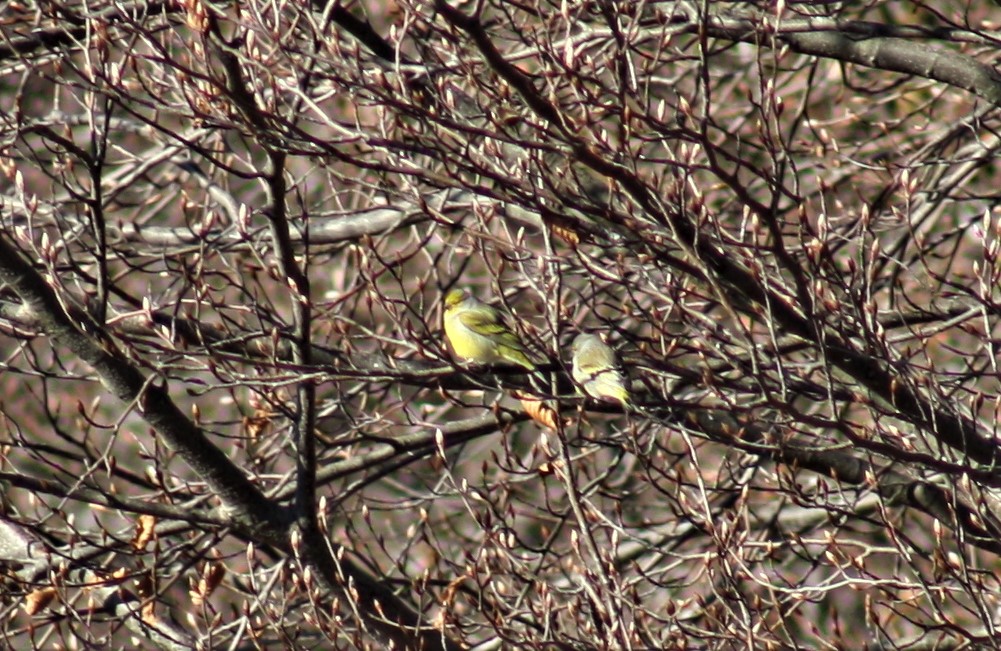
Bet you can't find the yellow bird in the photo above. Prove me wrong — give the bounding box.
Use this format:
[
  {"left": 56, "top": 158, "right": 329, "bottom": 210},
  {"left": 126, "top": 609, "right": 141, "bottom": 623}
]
[
  {"left": 570, "top": 333, "right": 629, "bottom": 406},
  {"left": 443, "top": 289, "right": 535, "bottom": 370}
]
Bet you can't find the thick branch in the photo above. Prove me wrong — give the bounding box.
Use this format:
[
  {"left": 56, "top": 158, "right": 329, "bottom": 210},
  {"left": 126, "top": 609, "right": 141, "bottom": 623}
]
[{"left": 0, "top": 234, "right": 286, "bottom": 539}]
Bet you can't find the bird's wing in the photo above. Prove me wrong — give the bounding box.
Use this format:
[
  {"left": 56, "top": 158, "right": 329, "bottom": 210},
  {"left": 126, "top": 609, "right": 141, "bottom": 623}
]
[
  {"left": 577, "top": 350, "right": 617, "bottom": 374},
  {"left": 458, "top": 309, "right": 510, "bottom": 338},
  {"left": 459, "top": 307, "right": 532, "bottom": 366}
]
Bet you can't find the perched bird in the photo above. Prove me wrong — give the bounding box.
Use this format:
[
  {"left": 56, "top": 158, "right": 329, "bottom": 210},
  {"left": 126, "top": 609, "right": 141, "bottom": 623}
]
[
  {"left": 570, "top": 333, "right": 629, "bottom": 406},
  {"left": 443, "top": 289, "right": 535, "bottom": 370}
]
